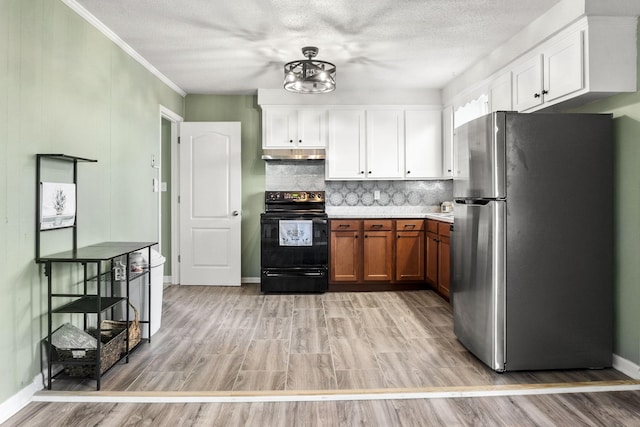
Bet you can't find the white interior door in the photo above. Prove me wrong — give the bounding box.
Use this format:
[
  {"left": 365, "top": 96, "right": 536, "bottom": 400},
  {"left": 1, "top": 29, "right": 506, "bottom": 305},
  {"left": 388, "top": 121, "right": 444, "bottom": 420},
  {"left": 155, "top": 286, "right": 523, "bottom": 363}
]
[{"left": 179, "top": 122, "right": 241, "bottom": 286}]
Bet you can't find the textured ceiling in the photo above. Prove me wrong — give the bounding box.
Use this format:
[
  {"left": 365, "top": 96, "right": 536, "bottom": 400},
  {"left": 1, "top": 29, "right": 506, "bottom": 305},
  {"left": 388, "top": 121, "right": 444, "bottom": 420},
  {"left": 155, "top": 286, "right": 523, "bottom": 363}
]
[{"left": 75, "top": 0, "right": 561, "bottom": 95}]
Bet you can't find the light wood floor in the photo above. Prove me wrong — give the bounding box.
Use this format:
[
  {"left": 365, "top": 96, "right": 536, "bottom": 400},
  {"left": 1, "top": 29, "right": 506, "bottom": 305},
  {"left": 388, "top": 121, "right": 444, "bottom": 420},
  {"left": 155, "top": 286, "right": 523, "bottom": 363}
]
[{"left": 5, "top": 285, "right": 640, "bottom": 426}]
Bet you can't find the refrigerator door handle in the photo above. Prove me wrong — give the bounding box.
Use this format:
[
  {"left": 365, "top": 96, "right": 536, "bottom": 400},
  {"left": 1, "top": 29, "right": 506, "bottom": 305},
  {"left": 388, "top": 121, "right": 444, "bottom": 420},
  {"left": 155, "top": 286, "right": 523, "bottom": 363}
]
[{"left": 455, "top": 199, "right": 491, "bottom": 206}]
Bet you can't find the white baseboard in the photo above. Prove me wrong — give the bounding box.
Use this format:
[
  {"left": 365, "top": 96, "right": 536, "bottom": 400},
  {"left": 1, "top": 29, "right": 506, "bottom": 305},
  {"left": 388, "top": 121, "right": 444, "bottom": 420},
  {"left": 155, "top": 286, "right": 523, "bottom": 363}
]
[
  {"left": 0, "top": 374, "right": 42, "bottom": 425},
  {"left": 163, "top": 277, "right": 260, "bottom": 285},
  {"left": 613, "top": 354, "right": 640, "bottom": 379}
]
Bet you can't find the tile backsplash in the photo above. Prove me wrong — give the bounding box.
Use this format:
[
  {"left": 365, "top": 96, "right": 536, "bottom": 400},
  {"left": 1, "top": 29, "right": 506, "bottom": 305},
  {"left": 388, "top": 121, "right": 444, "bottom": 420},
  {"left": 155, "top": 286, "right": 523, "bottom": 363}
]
[{"left": 265, "top": 161, "right": 453, "bottom": 208}]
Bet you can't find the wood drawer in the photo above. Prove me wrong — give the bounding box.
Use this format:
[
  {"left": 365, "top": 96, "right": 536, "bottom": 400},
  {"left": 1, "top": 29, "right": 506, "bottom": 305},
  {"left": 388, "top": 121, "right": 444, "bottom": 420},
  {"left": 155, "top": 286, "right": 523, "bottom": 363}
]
[
  {"left": 438, "top": 222, "right": 451, "bottom": 237},
  {"left": 330, "top": 219, "right": 361, "bottom": 231},
  {"left": 426, "top": 219, "right": 439, "bottom": 234},
  {"left": 363, "top": 220, "right": 393, "bottom": 231},
  {"left": 396, "top": 219, "right": 424, "bottom": 231}
]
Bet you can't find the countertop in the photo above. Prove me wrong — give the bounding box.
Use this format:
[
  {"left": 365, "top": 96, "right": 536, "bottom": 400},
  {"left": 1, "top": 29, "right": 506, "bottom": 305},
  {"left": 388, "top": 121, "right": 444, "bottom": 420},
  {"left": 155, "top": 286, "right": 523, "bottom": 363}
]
[{"left": 326, "top": 206, "right": 454, "bottom": 223}]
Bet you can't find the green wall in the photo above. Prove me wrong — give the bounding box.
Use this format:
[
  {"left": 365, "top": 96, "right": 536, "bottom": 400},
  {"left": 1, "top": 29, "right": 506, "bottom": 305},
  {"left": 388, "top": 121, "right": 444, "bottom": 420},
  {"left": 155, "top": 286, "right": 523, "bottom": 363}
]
[
  {"left": 184, "top": 95, "right": 264, "bottom": 279},
  {"left": 569, "top": 27, "right": 640, "bottom": 365},
  {"left": 0, "top": 0, "right": 184, "bottom": 403}
]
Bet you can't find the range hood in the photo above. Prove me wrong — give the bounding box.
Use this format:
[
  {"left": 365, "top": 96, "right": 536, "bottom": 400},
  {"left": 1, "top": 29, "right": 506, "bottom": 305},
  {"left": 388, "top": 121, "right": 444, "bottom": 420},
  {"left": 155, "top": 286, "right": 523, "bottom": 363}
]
[{"left": 261, "top": 148, "right": 325, "bottom": 160}]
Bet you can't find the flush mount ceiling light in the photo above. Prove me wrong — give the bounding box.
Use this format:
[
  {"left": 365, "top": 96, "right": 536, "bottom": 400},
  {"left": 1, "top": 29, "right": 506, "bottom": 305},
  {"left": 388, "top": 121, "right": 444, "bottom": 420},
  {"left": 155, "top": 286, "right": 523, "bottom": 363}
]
[{"left": 284, "top": 46, "right": 336, "bottom": 94}]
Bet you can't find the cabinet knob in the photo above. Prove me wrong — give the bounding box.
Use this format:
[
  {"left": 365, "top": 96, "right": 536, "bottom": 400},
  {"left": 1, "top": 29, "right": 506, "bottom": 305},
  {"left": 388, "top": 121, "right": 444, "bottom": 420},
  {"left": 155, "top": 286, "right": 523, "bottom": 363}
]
[
  {"left": 298, "top": 139, "right": 302, "bottom": 143},
  {"left": 360, "top": 171, "right": 365, "bottom": 174},
  {"left": 368, "top": 171, "right": 372, "bottom": 174},
  {"left": 407, "top": 170, "right": 411, "bottom": 174},
  {"left": 534, "top": 93, "right": 541, "bottom": 98},
  {"left": 289, "top": 139, "right": 293, "bottom": 143},
  {"left": 364, "top": 234, "right": 368, "bottom": 238},
  {"left": 542, "top": 89, "right": 548, "bottom": 95}
]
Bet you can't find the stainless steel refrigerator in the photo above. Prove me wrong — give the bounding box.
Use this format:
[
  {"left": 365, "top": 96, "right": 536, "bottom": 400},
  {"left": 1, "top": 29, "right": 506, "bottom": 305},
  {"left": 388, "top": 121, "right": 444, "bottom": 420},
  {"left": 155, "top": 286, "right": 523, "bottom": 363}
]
[{"left": 451, "top": 111, "right": 613, "bottom": 372}]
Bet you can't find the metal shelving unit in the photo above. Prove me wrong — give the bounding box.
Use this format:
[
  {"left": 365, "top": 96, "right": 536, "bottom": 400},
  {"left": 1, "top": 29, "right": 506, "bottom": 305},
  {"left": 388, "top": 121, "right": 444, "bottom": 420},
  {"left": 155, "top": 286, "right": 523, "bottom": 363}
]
[{"left": 35, "top": 154, "right": 155, "bottom": 390}]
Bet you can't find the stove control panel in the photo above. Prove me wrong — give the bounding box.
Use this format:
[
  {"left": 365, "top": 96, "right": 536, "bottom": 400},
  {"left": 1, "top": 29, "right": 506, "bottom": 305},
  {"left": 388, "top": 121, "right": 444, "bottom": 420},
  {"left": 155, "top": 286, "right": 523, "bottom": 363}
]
[{"left": 265, "top": 191, "right": 325, "bottom": 203}]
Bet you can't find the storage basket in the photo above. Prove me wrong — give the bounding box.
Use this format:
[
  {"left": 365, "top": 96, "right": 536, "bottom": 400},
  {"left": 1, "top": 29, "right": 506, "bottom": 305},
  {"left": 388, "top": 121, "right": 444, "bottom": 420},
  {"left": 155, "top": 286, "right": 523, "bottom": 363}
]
[
  {"left": 101, "top": 301, "right": 141, "bottom": 352},
  {"left": 55, "top": 326, "right": 126, "bottom": 377}
]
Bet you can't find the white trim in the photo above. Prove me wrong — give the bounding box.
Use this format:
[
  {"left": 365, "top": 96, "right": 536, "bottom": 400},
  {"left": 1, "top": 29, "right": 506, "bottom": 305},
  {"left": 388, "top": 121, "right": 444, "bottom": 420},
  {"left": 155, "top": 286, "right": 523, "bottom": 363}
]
[
  {"left": 241, "top": 277, "right": 261, "bottom": 284},
  {"left": 0, "top": 374, "right": 42, "bottom": 425},
  {"left": 159, "top": 106, "right": 184, "bottom": 286},
  {"left": 613, "top": 354, "right": 640, "bottom": 379},
  {"left": 30, "top": 382, "right": 640, "bottom": 404},
  {"left": 61, "top": 0, "right": 186, "bottom": 97},
  {"left": 2, "top": 357, "right": 638, "bottom": 421}
]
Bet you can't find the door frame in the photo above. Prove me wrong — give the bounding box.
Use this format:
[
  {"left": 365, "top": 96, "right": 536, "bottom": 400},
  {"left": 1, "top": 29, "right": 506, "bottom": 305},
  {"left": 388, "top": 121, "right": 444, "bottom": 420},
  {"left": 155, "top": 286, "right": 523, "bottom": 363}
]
[{"left": 159, "top": 105, "right": 183, "bottom": 285}]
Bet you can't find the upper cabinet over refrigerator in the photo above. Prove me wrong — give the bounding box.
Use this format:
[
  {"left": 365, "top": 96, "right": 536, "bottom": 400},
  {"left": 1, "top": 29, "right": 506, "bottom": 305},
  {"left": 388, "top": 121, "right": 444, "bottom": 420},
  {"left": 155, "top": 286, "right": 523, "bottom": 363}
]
[{"left": 453, "top": 112, "right": 506, "bottom": 200}]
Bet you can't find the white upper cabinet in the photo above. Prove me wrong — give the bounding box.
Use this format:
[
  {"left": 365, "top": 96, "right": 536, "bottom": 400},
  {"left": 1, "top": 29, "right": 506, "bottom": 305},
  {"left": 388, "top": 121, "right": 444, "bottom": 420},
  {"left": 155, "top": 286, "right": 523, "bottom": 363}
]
[
  {"left": 326, "top": 106, "right": 446, "bottom": 181},
  {"left": 366, "top": 110, "right": 405, "bottom": 179},
  {"left": 446, "top": 16, "right": 637, "bottom": 115},
  {"left": 405, "top": 109, "right": 442, "bottom": 179},
  {"left": 512, "top": 54, "right": 545, "bottom": 111},
  {"left": 441, "top": 106, "right": 454, "bottom": 178},
  {"left": 543, "top": 30, "right": 584, "bottom": 104},
  {"left": 512, "top": 30, "right": 583, "bottom": 111},
  {"left": 262, "top": 107, "right": 326, "bottom": 148},
  {"left": 510, "top": 17, "right": 636, "bottom": 112},
  {"left": 488, "top": 71, "right": 513, "bottom": 112},
  {"left": 326, "top": 109, "right": 366, "bottom": 179}
]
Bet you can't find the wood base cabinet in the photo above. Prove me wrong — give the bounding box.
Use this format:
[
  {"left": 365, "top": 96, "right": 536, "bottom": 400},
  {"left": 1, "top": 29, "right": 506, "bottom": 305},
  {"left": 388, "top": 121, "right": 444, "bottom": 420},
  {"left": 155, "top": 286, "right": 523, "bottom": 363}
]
[
  {"left": 330, "top": 218, "right": 426, "bottom": 289},
  {"left": 426, "top": 219, "right": 451, "bottom": 299},
  {"left": 330, "top": 220, "right": 361, "bottom": 282},
  {"left": 363, "top": 220, "right": 393, "bottom": 281},
  {"left": 395, "top": 220, "right": 425, "bottom": 281}
]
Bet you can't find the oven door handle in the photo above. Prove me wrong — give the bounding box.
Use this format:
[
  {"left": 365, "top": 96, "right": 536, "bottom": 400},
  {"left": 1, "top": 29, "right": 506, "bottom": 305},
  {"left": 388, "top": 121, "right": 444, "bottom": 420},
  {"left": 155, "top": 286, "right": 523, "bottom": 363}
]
[{"left": 263, "top": 270, "right": 326, "bottom": 278}]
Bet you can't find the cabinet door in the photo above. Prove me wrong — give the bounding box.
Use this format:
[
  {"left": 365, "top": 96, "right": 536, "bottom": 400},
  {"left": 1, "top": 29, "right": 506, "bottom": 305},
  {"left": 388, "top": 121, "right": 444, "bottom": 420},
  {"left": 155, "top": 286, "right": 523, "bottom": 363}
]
[
  {"left": 326, "top": 110, "right": 366, "bottom": 179},
  {"left": 297, "top": 109, "right": 326, "bottom": 148},
  {"left": 405, "top": 110, "right": 442, "bottom": 179},
  {"left": 442, "top": 106, "right": 454, "bottom": 178},
  {"left": 512, "top": 54, "right": 544, "bottom": 111},
  {"left": 489, "top": 71, "right": 512, "bottom": 112},
  {"left": 438, "top": 233, "right": 451, "bottom": 298},
  {"left": 366, "top": 110, "right": 404, "bottom": 179},
  {"left": 425, "top": 230, "right": 439, "bottom": 286},
  {"left": 396, "top": 231, "right": 425, "bottom": 281},
  {"left": 330, "top": 230, "right": 361, "bottom": 282},
  {"left": 544, "top": 30, "right": 584, "bottom": 103},
  {"left": 363, "top": 229, "right": 393, "bottom": 282},
  {"left": 263, "top": 109, "right": 296, "bottom": 148}
]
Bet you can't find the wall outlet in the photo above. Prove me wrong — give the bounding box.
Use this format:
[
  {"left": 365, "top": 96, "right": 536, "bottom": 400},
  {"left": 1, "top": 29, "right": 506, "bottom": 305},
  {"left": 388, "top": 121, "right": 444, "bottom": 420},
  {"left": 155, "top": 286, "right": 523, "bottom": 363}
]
[{"left": 374, "top": 190, "right": 381, "bottom": 200}]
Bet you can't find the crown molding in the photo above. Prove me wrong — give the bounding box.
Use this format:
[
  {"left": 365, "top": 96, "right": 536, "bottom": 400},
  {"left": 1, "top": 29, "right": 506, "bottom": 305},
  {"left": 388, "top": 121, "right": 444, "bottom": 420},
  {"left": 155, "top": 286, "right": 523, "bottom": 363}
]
[{"left": 61, "top": 0, "right": 187, "bottom": 97}]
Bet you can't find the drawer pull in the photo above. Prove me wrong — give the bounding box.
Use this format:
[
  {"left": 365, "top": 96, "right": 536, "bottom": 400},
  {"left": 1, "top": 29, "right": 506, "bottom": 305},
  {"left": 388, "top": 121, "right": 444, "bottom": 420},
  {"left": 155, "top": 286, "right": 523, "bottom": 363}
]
[
  {"left": 338, "top": 224, "right": 350, "bottom": 228},
  {"left": 403, "top": 224, "right": 415, "bottom": 229}
]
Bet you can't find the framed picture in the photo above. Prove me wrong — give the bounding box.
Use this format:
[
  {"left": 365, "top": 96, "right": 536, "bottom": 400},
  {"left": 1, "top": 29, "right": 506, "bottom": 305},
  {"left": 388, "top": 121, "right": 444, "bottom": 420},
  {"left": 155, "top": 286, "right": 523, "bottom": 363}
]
[{"left": 40, "top": 182, "right": 76, "bottom": 230}]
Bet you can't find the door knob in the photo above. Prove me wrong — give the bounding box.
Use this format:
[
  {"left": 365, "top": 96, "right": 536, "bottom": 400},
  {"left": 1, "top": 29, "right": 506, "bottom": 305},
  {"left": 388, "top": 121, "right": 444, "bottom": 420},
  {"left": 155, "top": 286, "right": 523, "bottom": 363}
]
[{"left": 232, "top": 210, "right": 239, "bottom": 216}]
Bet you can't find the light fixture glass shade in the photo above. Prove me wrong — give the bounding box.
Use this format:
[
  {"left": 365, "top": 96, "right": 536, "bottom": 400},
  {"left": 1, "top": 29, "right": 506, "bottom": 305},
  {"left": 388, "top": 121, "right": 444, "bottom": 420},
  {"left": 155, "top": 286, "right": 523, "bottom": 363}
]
[{"left": 284, "top": 47, "right": 336, "bottom": 94}]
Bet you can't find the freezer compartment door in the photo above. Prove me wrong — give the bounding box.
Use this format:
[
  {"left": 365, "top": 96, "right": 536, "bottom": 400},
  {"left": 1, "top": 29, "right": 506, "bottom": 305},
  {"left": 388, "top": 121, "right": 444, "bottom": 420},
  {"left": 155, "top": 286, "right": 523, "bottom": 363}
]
[
  {"left": 451, "top": 199, "right": 506, "bottom": 371},
  {"left": 453, "top": 112, "right": 506, "bottom": 199}
]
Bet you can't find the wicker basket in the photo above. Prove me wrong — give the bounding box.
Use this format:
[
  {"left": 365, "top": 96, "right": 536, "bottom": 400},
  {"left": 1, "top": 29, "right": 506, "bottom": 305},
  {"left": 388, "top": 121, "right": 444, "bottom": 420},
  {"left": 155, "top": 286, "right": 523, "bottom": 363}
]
[
  {"left": 101, "top": 301, "right": 141, "bottom": 353},
  {"left": 55, "top": 326, "right": 126, "bottom": 377}
]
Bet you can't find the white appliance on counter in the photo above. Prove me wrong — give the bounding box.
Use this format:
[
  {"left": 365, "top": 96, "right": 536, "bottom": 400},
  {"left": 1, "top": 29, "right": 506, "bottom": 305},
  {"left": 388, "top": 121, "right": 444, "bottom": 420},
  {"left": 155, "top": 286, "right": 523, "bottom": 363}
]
[{"left": 451, "top": 111, "right": 613, "bottom": 372}]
